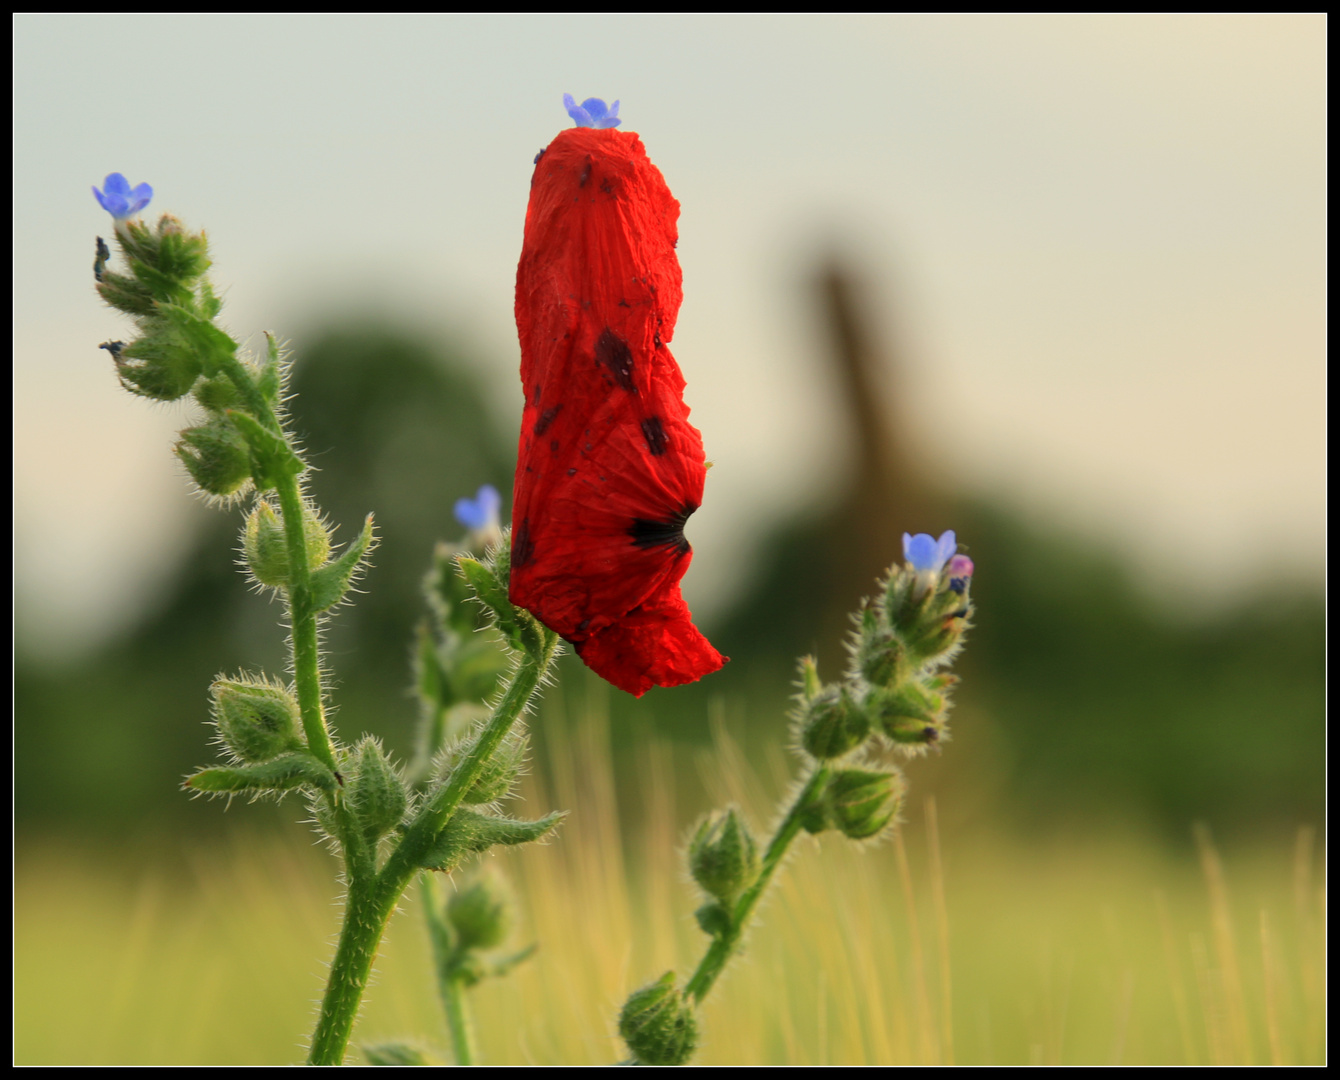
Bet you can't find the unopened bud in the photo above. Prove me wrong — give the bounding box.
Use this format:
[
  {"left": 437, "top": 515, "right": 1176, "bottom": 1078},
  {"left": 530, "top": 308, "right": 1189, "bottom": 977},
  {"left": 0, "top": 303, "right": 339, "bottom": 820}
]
[
  {"left": 176, "top": 416, "right": 252, "bottom": 497},
  {"left": 346, "top": 737, "right": 407, "bottom": 844},
  {"left": 800, "top": 685, "right": 871, "bottom": 760},
  {"left": 825, "top": 767, "right": 904, "bottom": 840},
  {"left": 210, "top": 676, "right": 303, "bottom": 763},
  {"left": 619, "top": 972, "right": 698, "bottom": 1066},
  {"left": 243, "top": 500, "right": 332, "bottom": 587},
  {"left": 868, "top": 682, "right": 949, "bottom": 748},
  {"left": 447, "top": 871, "right": 513, "bottom": 952},
  {"left": 689, "top": 807, "right": 759, "bottom": 905}
]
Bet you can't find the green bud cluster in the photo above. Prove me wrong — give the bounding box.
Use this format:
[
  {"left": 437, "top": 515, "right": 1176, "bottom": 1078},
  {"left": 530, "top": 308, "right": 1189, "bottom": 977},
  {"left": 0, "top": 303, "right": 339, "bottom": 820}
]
[
  {"left": 447, "top": 871, "right": 513, "bottom": 952},
  {"left": 795, "top": 556, "right": 974, "bottom": 765},
  {"left": 619, "top": 972, "right": 699, "bottom": 1067}
]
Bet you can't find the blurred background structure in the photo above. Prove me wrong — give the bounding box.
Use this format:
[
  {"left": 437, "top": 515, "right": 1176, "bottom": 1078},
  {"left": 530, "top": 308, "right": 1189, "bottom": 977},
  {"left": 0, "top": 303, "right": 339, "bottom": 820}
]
[{"left": 14, "top": 14, "right": 1324, "bottom": 844}]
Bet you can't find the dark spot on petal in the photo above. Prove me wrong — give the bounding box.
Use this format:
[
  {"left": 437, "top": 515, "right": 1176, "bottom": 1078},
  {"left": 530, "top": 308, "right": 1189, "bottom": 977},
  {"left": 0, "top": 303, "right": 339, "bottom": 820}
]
[
  {"left": 579, "top": 156, "right": 592, "bottom": 188},
  {"left": 618, "top": 298, "right": 630, "bottom": 307},
  {"left": 550, "top": 439, "right": 559, "bottom": 452},
  {"left": 512, "top": 518, "right": 534, "bottom": 568},
  {"left": 640, "top": 416, "right": 668, "bottom": 456},
  {"left": 594, "top": 328, "right": 636, "bottom": 391},
  {"left": 530, "top": 382, "right": 543, "bottom": 406},
  {"left": 567, "top": 468, "right": 577, "bottom": 476},
  {"left": 653, "top": 333, "right": 662, "bottom": 348},
  {"left": 535, "top": 405, "right": 561, "bottom": 436},
  {"left": 577, "top": 618, "right": 591, "bottom": 632},
  {"left": 628, "top": 504, "right": 696, "bottom": 556},
  {"left": 600, "top": 177, "right": 614, "bottom": 196}
]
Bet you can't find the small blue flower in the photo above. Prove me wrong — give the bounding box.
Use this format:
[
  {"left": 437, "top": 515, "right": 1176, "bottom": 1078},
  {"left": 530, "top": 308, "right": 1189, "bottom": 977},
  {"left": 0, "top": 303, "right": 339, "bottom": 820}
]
[
  {"left": 902, "top": 531, "right": 957, "bottom": 575},
  {"left": 93, "top": 173, "right": 153, "bottom": 220},
  {"left": 454, "top": 484, "right": 502, "bottom": 534},
  {"left": 563, "top": 94, "right": 622, "bottom": 129}
]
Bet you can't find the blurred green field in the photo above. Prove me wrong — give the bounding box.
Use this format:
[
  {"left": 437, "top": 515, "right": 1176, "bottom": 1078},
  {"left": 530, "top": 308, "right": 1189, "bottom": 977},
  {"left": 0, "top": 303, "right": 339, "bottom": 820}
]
[{"left": 15, "top": 708, "right": 1324, "bottom": 1066}]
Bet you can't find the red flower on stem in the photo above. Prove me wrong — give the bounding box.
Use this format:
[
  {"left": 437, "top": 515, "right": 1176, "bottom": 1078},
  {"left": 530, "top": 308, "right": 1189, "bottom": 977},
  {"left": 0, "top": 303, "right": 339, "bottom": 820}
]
[{"left": 509, "top": 102, "right": 726, "bottom": 697}]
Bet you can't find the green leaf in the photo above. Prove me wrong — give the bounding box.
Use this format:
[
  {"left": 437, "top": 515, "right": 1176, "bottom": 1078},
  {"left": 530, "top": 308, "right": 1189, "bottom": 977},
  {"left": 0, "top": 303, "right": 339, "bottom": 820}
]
[
  {"left": 309, "top": 515, "right": 377, "bottom": 611},
  {"left": 418, "top": 808, "right": 566, "bottom": 873},
  {"left": 185, "top": 751, "right": 338, "bottom": 794}
]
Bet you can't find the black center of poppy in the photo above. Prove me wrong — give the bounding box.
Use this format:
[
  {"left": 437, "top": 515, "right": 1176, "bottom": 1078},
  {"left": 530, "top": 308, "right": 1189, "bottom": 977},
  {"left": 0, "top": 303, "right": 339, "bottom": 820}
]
[{"left": 628, "top": 504, "right": 696, "bottom": 556}]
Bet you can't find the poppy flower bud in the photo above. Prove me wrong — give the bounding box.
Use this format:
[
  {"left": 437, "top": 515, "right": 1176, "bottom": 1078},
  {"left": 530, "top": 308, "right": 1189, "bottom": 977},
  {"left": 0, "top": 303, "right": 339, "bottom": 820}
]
[
  {"left": 447, "top": 870, "right": 514, "bottom": 952},
  {"left": 176, "top": 416, "right": 252, "bottom": 497},
  {"left": 210, "top": 675, "right": 303, "bottom": 763},
  {"left": 689, "top": 807, "right": 760, "bottom": 905},
  {"left": 243, "top": 500, "right": 333, "bottom": 588},
  {"left": 346, "top": 737, "right": 408, "bottom": 844},
  {"left": 799, "top": 684, "right": 871, "bottom": 760},
  {"left": 619, "top": 972, "right": 699, "bottom": 1066}
]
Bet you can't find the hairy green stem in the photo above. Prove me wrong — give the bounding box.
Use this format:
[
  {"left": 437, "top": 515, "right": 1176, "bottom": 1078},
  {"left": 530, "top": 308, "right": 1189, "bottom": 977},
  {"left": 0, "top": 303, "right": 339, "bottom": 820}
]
[
  {"left": 683, "top": 764, "right": 832, "bottom": 1004},
  {"left": 420, "top": 874, "right": 476, "bottom": 1065},
  {"left": 307, "top": 635, "right": 556, "bottom": 1065},
  {"left": 441, "top": 971, "right": 475, "bottom": 1066}
]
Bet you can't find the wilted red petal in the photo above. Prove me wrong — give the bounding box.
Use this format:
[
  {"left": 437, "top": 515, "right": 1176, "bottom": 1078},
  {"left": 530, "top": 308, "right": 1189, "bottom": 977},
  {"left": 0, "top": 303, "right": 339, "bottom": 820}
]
[{"left": 509, "top": 125, "right": 726, "bottom": 695}]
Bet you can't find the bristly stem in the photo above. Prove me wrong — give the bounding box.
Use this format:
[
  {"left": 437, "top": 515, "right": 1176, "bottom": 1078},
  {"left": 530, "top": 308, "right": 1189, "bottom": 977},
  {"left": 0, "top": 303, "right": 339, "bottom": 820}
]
[
  {"left": 307, "top": 632, "right": 558, "bottom": 1066},
  {"left": 420, "top": 874, "right": 477, "bottom": 1065},
  {"left": 683, "top": 764, "right": 832, "bottom": 1004}
]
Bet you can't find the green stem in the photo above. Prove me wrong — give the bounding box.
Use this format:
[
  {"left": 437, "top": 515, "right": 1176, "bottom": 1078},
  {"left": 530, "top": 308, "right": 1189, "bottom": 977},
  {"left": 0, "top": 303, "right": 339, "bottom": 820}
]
[
  {"left": 683, "top": 764, "right": 832, "bottom": 1004},
  {"left": 441, "top": 972, "right": 476, "bottom": 1066},
  {"left": 306, "top": 632, "right": 557, "bottom": 1065},
  {"left": 420, "top": 874, "right": 476, "bottom": 1065}
]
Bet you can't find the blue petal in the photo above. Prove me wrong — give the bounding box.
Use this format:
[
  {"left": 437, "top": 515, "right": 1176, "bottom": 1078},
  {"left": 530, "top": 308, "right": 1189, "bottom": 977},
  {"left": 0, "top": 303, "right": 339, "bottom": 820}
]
[
  {"left": 454, "top": 484, "right": 501, "bottom": 531},
  {"left": 595, "top": 99, "right": 622, "bottom": 128},
  {"left": 905, "top": 533, "right": 940, "bottom": 572},
  {"left": 934, "top": 531, "right": 957, "bottom": 571},
  {"left": 103, "top": 173, "right": 131, "bottom": 196},
  {"left": 563, "top": 93, "right": 594, "bottom": 127},
  {"left": 127, "top": 182, "right": 153, "bottom": 215},
  {"left": 581, "top": 97, "right": 608, "bottom": 121}
]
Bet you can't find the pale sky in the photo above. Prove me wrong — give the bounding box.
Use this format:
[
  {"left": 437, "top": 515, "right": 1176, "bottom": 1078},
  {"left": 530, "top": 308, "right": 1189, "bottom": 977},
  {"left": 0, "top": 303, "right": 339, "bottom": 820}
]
[{"left": 14, "top": 14, "right": 1326, "bottom": 657}]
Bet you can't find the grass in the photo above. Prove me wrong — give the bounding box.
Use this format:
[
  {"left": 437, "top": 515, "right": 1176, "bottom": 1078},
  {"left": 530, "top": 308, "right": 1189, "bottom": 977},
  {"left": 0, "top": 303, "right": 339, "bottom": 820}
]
[{"left": 15, "top": 705, "right": 1325, "bottom": 1065}]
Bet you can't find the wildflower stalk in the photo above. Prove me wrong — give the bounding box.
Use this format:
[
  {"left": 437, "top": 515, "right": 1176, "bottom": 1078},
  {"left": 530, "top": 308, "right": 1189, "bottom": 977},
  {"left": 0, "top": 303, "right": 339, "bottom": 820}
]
[
  {"left": 619, "top": 533, "right": 975, "bottom": 1065},
  {"left": 683, "top": 763, "right": 831, "bottom": 1003},
  {"left": 91, "top": 180, "right": 564, "bottom": 1067},
  {"left": 309, "top": 629, "right": 558, "bottom": 1065}
]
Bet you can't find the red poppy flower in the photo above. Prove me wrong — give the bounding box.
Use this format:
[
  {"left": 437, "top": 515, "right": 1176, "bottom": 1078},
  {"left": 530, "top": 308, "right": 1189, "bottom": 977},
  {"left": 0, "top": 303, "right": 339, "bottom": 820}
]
[{"left": 509, "top": 108, "right": 726, "bottom": 697}]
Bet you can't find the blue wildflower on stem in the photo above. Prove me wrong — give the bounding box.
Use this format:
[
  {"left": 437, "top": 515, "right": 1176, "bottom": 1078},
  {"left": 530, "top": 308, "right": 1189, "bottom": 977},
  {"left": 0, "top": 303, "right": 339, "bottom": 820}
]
[
  {"left": 92, "top": 172, "right": 153, "bottom": 221},
  {"left": 903, "top": 530, "right": 958, "bottom": 575},
  {"left": 563, "top": 94, "right": 621, "bottom": 129},
  {"left": 454, "top": 484, "right": 503, "bottom": 550}
]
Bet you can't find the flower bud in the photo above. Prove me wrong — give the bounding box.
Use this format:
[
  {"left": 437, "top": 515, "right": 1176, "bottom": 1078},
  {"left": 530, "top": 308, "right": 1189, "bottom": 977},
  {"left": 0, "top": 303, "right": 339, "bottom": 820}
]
[
  {"left": 824, "top": 767, "right": 904, "bottom": 840},
  {"left": 112, "top": 329, "right": 203, "bottom": 401},
  {"left": 447, "top": 871, "right": 513, "bottom": 952},
  {"left": 799, "top": 685, "right": 871, "bottom": 760},
  {"left": 689, "top": 807, "right": 759, "bottom": 905},
  {"left": 867, "top": 682, "right": 949, "bottom": 748},
  {"left": 210, "top": 675, "right": 302, "bottom": 763},
  {"left": 855, "top": 608, "right": 908, "bottom": 687},
  {"left": 438, "top": 729, "right": 528, "bottom": 805},
  {"left": 346, "top": 737, "right": 407, "bottom": 844},
  {"left": 619, "top": 972, "right": 698, "bottom": 1066},
  {"left": 176, "top": 417, "right": 252, "bottom": 497},
  {"left": 192, "top": 373, "right": 242, "bottom": 414},
  {"left": 243, "top": 500, "right": 332, "bottom": 587}
]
